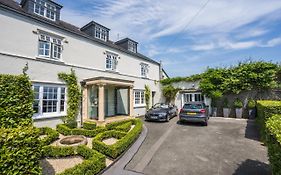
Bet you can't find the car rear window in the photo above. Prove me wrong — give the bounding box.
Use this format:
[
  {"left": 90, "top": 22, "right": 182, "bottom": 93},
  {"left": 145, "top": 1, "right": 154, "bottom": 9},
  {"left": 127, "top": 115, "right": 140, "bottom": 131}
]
[{"left": 183, "top": 104, "right": 203, "bottom": 109}]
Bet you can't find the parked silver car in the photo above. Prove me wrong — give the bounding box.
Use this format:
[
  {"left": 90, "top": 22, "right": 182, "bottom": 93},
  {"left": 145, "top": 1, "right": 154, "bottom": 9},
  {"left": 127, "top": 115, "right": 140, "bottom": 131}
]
[{"left": 179, "top": 102, "right": 209, "bottom": 126}]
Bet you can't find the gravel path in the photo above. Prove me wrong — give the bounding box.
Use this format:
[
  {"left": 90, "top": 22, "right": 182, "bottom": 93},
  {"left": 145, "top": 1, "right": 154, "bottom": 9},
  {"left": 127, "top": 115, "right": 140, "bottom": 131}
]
[{"left": 40, "top": 156, "right": 84, "bottom": 175}]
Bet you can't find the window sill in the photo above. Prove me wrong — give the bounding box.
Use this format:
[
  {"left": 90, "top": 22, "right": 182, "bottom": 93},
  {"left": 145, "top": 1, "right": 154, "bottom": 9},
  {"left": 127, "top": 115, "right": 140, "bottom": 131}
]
[
  {"left": 32, "top": 113, "right": 66, "bottom": 120},
  {"left": 105, "top": 69, "right": 120, "bottom": 74},
  {"left": 36, "top": 57, "right": 65, "bottom": 65},
  {"left": 134, "top": 105, "right": 146, "bottom": 108},
  {"left": 141, "top": 76, "right": 149, "bottom": 79}
]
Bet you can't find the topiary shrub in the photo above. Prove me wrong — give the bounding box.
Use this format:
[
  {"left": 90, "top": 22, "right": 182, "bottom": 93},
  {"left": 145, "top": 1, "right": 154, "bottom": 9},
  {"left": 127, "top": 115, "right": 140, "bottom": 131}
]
[
  {"left": 233, "top": 98, "right": 243, "bottom": 108},
  {"left": 83, "top": 121, "right": 97, "bottom": 130},
  {"left": 115, "top": 122, "right": 132, "bottom": 132},
  {"left": 93, "top": 119, "right": 143, "bottom": 159},
  {"left": 39, "top": 127, "right": 59, "bottom": 146},
  {"left": 247, "top": 99, "right": 256, "bottom": 109},
  {"left": 0, "top": 126, "right": 42, "bottom": 175},
  {"left": 256, "top": 101, "right": 281, "bottom": 141},
  {"left": 0, "top": 74, "right": 34, "bottom": 128},
  {"left": 56, "top": 124, "right": 107, "bottom": 137},
  {"left": 265, "top": 114, "right": 281, "bottom": 175},
  {"left": 105, "top": 119, "right": 134, "bottom": 130}
]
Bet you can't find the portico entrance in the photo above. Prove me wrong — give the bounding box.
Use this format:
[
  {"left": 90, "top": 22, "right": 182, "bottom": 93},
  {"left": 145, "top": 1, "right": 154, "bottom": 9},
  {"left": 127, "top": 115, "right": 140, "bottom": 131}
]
[{"left": 81, "top": 77, "right": 134, "bottom": 124}]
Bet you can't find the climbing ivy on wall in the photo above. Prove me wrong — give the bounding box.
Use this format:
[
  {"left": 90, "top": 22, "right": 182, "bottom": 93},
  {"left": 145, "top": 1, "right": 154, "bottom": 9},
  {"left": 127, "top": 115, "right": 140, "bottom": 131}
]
[
  {"left": 58, "top": 69, "right": 81, "bottom": 126},
  {"left": 145, "top": 85, "right": 151, "bottom": 110},
  {"left": 160, "top": 61, "right": 280, "bottom": 99},
  {"left": 162, "top": 85, "right": 180, "bottom": 104}
]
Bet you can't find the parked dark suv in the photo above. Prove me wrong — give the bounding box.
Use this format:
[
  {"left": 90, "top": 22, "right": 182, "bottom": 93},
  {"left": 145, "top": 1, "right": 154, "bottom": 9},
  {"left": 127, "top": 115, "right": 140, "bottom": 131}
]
[{"left": 179, "top": 102, "right": 209, "bottom": 126}]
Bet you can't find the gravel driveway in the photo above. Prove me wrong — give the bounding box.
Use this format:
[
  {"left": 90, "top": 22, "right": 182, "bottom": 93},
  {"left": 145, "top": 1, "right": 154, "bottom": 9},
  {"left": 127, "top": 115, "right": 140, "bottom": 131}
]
[{"left": 126, "top": 117, "right": 271, "bottom": 175}]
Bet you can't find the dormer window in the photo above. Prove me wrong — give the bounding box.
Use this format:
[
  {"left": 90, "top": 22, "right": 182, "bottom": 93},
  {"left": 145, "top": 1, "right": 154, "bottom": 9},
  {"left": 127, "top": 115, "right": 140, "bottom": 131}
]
[
  {"left": 95, "top": 26, "right": 107, "bottom": 41},
  {"left": 128, "top": 40, "right": 137, "bottom": 53},
  {"left": 34, "top": 0, "right": 56, "bottom": 20}
]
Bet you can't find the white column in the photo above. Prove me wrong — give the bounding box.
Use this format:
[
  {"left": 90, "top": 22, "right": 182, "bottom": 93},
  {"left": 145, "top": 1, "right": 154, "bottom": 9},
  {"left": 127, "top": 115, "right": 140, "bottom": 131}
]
[{"left": 98, "top": 84, "right": 105, "bottom": 122}]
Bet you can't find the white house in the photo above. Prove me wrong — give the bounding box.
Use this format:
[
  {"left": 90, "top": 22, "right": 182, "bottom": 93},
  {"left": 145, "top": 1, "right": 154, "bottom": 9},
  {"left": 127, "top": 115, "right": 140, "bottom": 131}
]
[
  {"left": 0, "top": 0, "right": 167, "bottom": 128},
  {"left": 172, "top": 80, "right": 212, "bottom": 113}
]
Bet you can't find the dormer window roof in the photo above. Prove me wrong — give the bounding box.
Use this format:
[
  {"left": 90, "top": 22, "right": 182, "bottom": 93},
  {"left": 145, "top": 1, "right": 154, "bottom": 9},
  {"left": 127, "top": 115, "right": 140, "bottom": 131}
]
[
  {"left": 81, "top": 21, "right": 110, "bottom": 42},
  {"left": 115, "top": 38, "right": 138, "bottom": 53}
]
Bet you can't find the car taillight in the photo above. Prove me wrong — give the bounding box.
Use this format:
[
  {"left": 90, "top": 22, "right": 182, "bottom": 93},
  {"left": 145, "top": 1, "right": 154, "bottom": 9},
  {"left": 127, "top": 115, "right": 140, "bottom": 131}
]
[
  {"left": 180, "top": 108, "right": 183, "bottom": 113},
  {"left": 200, "top": 109, "right": 206, "bottom": 113}
]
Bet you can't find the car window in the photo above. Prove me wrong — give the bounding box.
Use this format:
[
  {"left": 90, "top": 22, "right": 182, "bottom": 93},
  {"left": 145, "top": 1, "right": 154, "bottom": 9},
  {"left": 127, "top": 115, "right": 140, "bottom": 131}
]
[
  {"left": 183, "top": 104, "right": 203, "bottom": 109},
  {"left": 153, "top": 103, "right": 169, "bottom": 109}
]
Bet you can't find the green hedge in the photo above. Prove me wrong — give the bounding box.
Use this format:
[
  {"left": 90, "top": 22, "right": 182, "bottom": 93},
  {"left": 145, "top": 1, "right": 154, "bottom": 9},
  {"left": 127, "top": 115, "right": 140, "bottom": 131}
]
[
  {"left": 256, "top": 101, "right": 281, "bottom": 140},
  {"left": 266, "top": 114, "right": 281, "bottom": 175},
  {"left": 42, "top": 145, "right": 106, "bottom": 175},
  {"left": 106, "top": 119, "right": 134, "bottom": 130},
  {"left": 115, "top": 122, "right": 132, "bottom": 132},
  {"left": 83, "top": 121, "right": 97, "bottom": 130},
  {"left": 93, "top": 119, "right": 143, "bottom": 158},
  {"left": 0, "top": 74, "right": 34, "bottom": 128},
  {"left": 57, "top": 124, "right": 107, "bottom": 137},
  {"left": 0, "top": 126, "right": 42, "bottom": 175},
  {"left": 39, "top": 127, "right": 59, "bottom": 146}
]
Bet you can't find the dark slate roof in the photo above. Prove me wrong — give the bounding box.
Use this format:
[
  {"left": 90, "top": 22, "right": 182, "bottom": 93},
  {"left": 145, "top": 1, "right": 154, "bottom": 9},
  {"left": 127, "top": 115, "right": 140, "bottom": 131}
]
[
  {"left": 0, "top": 0, "right": 160, "bottom": 65},
  {"left": 115, "top": 37, "right": 138, "bottom": 45}
]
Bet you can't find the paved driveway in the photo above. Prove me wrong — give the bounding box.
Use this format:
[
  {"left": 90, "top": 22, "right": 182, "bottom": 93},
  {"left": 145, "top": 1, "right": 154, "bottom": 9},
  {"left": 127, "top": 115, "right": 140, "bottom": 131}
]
[{"left": 126, "top": 117, "right": 270, "bottom": 175}]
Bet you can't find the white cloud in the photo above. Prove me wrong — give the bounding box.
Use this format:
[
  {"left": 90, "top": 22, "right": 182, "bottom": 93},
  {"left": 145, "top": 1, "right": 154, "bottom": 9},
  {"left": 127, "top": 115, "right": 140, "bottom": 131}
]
[
  {"left": 263, "top": 37, "right": 281, "bottom": 47},
  {"left": 61, "top": 0, "right": 281, "bottom": 43}
]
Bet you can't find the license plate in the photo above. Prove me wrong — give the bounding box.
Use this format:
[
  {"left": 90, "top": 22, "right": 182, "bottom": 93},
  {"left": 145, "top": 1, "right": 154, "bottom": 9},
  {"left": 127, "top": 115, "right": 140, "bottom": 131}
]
[
  {"left": 187, "top": 112, "right": 196, "bottom": 115},
  {"left": 151, "top": 116, "right": 157, "bottom": 119}
]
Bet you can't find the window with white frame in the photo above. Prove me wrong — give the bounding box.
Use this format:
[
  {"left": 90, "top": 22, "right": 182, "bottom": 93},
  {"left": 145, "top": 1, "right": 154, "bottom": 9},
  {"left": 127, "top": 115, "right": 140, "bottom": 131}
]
[
  {"left": 128, "top": 40, "right": 137, "bottom": 53},
  {"left": 34, "top": 0, "right": 56, "bottom": 21},
  {"left": 134, "top": 90, "right": 145, "bottom": 106},
  {"left": 33, "top": 84, "right": 66, "bottom": 118},
  {"left": 95, "top": 26, "right": 107, "bottom": 41},
  {"left": 140, "top": 63, "right": 149, "bottom": 78},
  {"left": 38, "top": 33, "right": 62, "bottom": 60},
  {"left": 105, "top": 53, "right": 117, "bottom": 71}
]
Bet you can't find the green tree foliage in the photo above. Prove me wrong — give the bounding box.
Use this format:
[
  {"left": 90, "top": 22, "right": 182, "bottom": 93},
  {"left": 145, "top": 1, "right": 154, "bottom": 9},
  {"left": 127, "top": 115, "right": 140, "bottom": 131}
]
[
  {"left": 200, "top": 61, "right": 279, "bottom": 98},
  {"left": 144, "top": 85, "right": 151, "bottom": 110},
  {"left": 162, "top": 85, "right": 180, "bottom": 103},
  {"left": 160, "top": 74, "right": 202, "bottom": 86},
  {"left": 0, "top": 74, "right": 34, "bottom": 128},
  {"left": 58, "top": 69, "right": 81, "bottom": 125}
]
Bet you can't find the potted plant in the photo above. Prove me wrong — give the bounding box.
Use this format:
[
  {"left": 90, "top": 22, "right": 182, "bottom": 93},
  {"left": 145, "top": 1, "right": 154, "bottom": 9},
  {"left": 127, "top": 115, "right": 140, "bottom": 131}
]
[
  {"left": 234, "top": 98, "right": 243, "bottom": 118},
  {"left": 247, "top": 99, "right": 256, "bottom": 119},
  {"left": 211, "top": 99, "right": 217, "bottom": 117},
  {"left": 223, "top": 98, "right": 230, "bottom": 118}
]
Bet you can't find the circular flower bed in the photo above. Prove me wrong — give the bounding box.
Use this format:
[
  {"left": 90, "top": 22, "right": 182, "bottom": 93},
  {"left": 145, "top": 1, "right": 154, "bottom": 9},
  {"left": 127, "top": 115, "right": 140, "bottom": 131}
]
[{"left": 57, "top": 135, "right": 87, "bottom": 147}]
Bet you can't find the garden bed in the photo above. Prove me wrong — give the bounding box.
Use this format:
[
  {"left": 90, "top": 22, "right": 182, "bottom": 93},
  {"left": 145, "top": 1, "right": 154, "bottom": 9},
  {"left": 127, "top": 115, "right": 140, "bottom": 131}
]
[{"left": 39, "top": 118, "right": 142, "bottom": 174}]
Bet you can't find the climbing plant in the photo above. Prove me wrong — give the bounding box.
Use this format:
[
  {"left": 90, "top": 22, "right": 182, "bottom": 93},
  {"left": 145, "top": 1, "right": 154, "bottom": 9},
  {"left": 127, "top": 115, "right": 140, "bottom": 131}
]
[
  {"left": 162, "top": 85, "right": 180, "bottom": 104},
  {"left": 144, "top": 85, "right": 151, "bottom": 110},
  {"left": 58, "top": 69, "right": 81, "bottom": 126}
]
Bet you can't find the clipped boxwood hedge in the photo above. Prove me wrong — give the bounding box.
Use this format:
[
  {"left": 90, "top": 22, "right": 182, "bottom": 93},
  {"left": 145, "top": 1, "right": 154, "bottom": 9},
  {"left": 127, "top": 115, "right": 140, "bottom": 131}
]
[
  {"left": 0, "top": 74, "right": 34, "bottom": 128},
  {"left": 115, "top": 121, "right": 132, "bottom": 132},
  {"left": 39, "top": 127, "right": 59, "bottom": 146},
  {"left": 57, "top": 124, "right": 107, "bottom": 137},
  {"left": 83, "top": 121, "right": 97, "bottom": 130},
  {"left": 0, "top": 126, "right": 42, "bottom": 175},
  {"left": 106, "top": 119, "right": 135, "bottom": 130},
  {"left": 256, "top": 101, "right": 281, "bottom": 140},
  {"left": 42, "top": 145, "right": 106, "bottom": 175},
  {"left": 266, "top": 114, "right": 281, "bottom": 175},
  {"left": 93, "top": 119, "right": 142, "bottom": 159}
]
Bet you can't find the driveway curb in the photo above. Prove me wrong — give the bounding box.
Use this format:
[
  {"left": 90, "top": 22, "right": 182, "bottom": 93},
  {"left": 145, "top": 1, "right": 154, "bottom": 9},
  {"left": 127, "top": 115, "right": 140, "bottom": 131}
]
[{"left": 102, "top": 124, "right": 148, "bottom": 175}]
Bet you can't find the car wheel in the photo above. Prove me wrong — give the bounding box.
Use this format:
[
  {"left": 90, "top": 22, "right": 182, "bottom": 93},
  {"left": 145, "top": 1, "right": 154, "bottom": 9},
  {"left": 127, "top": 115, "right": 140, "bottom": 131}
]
[
  {"left": 203, "top": 121, "right": 208, "bottom": 126},
  {"left": 166, "top": 115, "right": 169, "bottom": 122}
]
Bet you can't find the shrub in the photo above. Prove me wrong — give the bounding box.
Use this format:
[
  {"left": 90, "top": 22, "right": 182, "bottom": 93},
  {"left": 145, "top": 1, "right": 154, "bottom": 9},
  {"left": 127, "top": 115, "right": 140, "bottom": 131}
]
[
  {"left": 145, "top": 85, "right": 151, "bottom": 110},
  {"left": 233, "top": 98, "right": 243, "bottom": 108},
  {"left": 223, "top": 98, "right": 230, "bottom": 108},
  {"left": 106, "top": 119, "right": 134, "bottom": 130},
  {"left": 39, "top": 127, "right": 59, "bottom": 146},
  {"left": 115, "top": 122, "right": 132, "bottom": 132},
  {"left": 0, "top": 74, "right": 34, "bottom": 128},
  {"left": 247, "top": 99, "right": 256, "bottom": 109},
  {"left": 265, "top": 114, "right": 281, "bottom": 175},
  {"left": 42, "top": 145, "right": 106, "bottom": 175},
  {"left": 93, "top": 119, "right": 143, "bottom": 159},
  {"left": 83, "top": 121, "right": 97, "bottom": 130},
  {"left": 162, "top": 85, "right": 180, "bottom": 103},
  {"left": 0, "top": 126, "right": 42, "bottom": 175},
  {"left": 42, "top": 146, "right": 76, "bottom": 158},
  {"left": 256, "top": 101, "right": 281, "bottom": 141},
  {"left": 57, "top": 124, "right": 106, "bottom": 137}
]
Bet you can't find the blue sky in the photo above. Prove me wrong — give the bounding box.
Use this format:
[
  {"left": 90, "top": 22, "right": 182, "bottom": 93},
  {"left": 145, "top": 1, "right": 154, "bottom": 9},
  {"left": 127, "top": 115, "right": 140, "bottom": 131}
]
[{"left": 56, "top": 0, "right": 281, "bottom": 77}]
